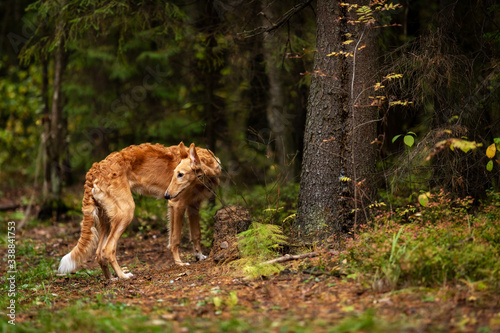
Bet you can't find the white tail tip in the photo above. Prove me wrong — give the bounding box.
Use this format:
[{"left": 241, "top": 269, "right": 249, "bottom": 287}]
[{"left": 58, "top": 252, "right": 77, "bottom": 274}]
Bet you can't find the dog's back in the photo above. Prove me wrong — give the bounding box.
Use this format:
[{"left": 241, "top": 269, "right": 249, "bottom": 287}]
[{"left": 58, "top": 142, "right": 221, "bottom": 279}]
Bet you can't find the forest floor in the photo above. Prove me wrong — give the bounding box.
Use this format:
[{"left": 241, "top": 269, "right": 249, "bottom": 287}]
[{"left": 2, "top": 216, "right": 500, "bottom": 333}]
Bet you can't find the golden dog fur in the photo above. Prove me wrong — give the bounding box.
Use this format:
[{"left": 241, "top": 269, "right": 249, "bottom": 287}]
[{"left": 58, "top": 142, "right": 221, "bottom": 279}]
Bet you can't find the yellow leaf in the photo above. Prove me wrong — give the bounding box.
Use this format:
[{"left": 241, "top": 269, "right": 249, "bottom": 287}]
[
  {"left": 342, "top": 305, "right": 355, "bottom": 312},
  {"left": 418, "top": 192, "right": 430, "bottom": 207},
  {"left": 383, "top": 73, "right": 403, "bottom": 81},
  {"left": 486, "top": 143, "right": 496, "bottom": 159},
  {"left": 374, "top": 82, "right": 385, "bottom": 91},
  {"left": 213, "top": 296, "right": 222, "bottom": 308},
  {"left": 343, "top": 40, "right": 354, "bottom": 45}
]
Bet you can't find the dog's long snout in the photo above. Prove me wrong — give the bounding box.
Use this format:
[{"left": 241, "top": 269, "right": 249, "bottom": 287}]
[{"left": 164, "top": 191, "right": 171, "bottom": 200}]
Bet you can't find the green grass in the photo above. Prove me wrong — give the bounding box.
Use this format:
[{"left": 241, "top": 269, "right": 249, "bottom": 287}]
[
  {"left": 2, "top": 188, "right": 499, "bottom": 332},
  {"left": 1, "top": 241, "right": 57, "bottom": 309},
  {"left": 340, "top": 190, "right": 500, "bottom": 291},
  {"left": 1, "top": 306, "right": 408, "bottom": 333},
  {"left": 1, "top": 302, "right": 173, "bottom": 333}
]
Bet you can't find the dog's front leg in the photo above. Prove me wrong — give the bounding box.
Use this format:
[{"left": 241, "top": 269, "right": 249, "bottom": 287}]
[
  {"left": 187, "top": 202, "right": 206, "bottom": 261},
  {"left": 168, "top": 201, "right": 189, "bottom": 266}
]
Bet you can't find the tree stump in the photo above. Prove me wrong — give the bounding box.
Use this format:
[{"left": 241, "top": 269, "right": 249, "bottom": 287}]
[{"left": 209, "top": 206, "right": 251, "bottom": 263}]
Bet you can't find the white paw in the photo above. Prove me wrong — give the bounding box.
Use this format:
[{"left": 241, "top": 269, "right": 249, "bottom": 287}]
[
  {"left": 176, "top": 262, "right": 190, "bottom": 266},
  {"left": 196, "top": 253, "right": 207, "bottom": 261},
  {"left": 111, "top": 272, "right": 134, "bottom": 280}
]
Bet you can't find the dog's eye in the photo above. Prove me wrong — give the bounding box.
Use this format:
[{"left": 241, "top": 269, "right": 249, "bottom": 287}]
[{"left": 178, "top": 172, "right": 184, "bottom": 178}]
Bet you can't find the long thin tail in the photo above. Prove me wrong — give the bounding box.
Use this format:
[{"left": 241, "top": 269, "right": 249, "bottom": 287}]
[{"left": 58, "top": 171, "right": 99, "bottom": 274}]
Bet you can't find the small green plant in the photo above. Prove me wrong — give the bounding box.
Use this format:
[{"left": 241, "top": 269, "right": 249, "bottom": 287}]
[
  {"left": 379, "top": 226, "right": 407, "bottom": 288},
  {"left": 230, "top": 222, "right": 287, "bottom": 279},
  {"left": 392, "top": 131, "right": 417, "bottom": 192},
  {"left": 415, "top": 189, "right": 473, "bottom": 224},
  {"left": 485, "top": 138, "right": 500, "bottom": 172},
  {"left": 211, "top": 291, "right": 238, "bottom": 313},
  {"left": 331, "top": 308, "right": 376, "bottom": 333}
]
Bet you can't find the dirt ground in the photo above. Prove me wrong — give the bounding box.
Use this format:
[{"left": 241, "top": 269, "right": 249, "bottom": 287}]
[{"left": 7, "top": 220, "right": 498, "bottom": 333}]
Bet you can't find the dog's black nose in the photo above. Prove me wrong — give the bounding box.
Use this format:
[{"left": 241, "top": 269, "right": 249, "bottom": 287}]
[{"left": 164, "top": 192, "right": 171, "bottom": 200}]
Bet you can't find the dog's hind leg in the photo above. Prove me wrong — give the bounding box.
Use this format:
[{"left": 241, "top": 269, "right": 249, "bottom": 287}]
[
  {"left": 99, "top": 188, "right": 135, "bottom": 279},
  {"left": 187, "top": 201, "right": 206, "bottom": 261},
  {"left": 95, "top": 208, "right": 112, "bottom": 280}
]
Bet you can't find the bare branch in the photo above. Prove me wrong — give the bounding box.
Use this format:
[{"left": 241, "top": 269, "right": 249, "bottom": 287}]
[
  {"left": 238, "top": 0, "right": 314, "bottom": 39},
  {"left": 262, "top": 252, "right": 318, "bottom": 265}
]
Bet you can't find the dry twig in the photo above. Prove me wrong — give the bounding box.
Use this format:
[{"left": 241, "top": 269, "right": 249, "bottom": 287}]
[{"left": 263, "top": 252, "right": 318, "bottom": 265}]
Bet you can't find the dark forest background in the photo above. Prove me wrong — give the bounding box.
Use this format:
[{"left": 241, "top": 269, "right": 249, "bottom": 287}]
[{"left": 0, "top": 0, "right": 498, "bottom": 234}]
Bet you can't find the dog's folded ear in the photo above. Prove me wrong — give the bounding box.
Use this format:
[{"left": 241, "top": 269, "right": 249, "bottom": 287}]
[
  {"left": 178, "top": 142, "right": 188, "bottom": 158},
  {"left": 201, "top": 157, "right": 221, "bottom": 178},
  {"left": 189, "top": 143, "right": 201, "bottom": 170}
]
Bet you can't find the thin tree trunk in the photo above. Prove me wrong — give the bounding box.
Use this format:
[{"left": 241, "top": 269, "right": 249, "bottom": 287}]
[
  {"left": 42, "top": 42, "right": 67, "bottom": 215},
  {"left": 199, "top": 0, "right": 223, "bottom": 153},
  {"left": 41, "top": 59, "right": 50, "bottom": 200},
  {"left": 262, "top": 5, "right": 296, "bottom": 182},
  {"left": 49, "top": 44, "right": 64, "bottom": 198},
  {"left": 296, "top": 0, "right": 377, "bottom": 241}
]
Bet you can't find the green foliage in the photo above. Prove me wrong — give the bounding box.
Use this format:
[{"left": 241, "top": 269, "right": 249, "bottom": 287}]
[
  {"left": 132, "top": 194, "right": 220, "bottom": 249},
  {"left": 485, "top": 139, "right": 500, "bottom": 172},
  {"left": 220, "top": 182, "right": 300, "bottom": 241},
  {"left": 340, "top": 1, "right": 402, "bottom": 26},
  {"left": 132, "top": 195, "right": 166, "bottom": 233},
  {"left": 199, "top": 202, "right": 221, "bottom": 249},
  {"left": 231, "top": 222, "right": 287, "bottom": 279},
  {"left": 331, "top": 309, "right": 375, "bottom": 333},
  {"left": 341, "top": 191, "right": 500, "bottom": 291},
  {"left": 17, "top": 301, "right": 171, "bottom": 333},
  {"left": 0, "top": 61, "right": 43, "bottom": 185},
  {"left": 235, "top": 182, "right": 299, "bottom": 223},
  {"left": 392, "top": 131, "right": 416, "bottom": 148},
  {"left": 210, "top": 290, "right": 238, "bottom": 315}
]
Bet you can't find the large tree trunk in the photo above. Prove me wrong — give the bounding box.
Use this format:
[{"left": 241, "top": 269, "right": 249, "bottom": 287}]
[{"left": 296, "top": 0, "right": 377, "bottom": 240}]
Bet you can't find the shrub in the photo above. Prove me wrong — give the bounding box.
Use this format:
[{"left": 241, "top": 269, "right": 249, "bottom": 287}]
[{"left": 341, "top": 190, "right": 500, "bottom": 290}]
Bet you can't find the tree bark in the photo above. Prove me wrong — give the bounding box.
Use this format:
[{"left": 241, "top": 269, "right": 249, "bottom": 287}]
[
  {"left": 196, "top": 0, "right": 223, "bottom": 153},
  {"left": 41, "top": 59, "right": 50, "bottom": 200},
  {"left": 41, "top": 39, "right": 67, "bottom": 215},
  {"left": 296, "top": 0, "right": 377, "bottom": 240},
  {"left": 262, "top": 5, "right": 296, "bottom": 182},
  {"left": 49, "top": 44, "right": 64, "bottom": 198}
]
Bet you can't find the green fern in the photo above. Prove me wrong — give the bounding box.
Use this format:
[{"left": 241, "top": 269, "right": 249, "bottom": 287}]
[{"left": 230, "top": 222, "right": 287, "bottom": 279}]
